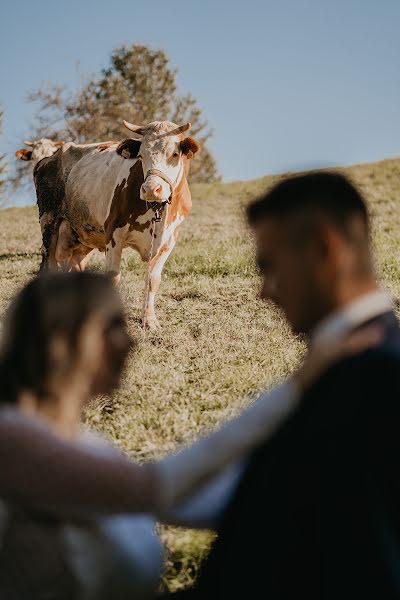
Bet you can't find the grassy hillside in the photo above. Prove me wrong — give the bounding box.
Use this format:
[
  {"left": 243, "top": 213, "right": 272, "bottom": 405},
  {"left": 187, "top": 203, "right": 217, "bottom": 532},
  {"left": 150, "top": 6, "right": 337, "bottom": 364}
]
[{"left": 1, "top": 158, "right": 400, "bottom": 591}]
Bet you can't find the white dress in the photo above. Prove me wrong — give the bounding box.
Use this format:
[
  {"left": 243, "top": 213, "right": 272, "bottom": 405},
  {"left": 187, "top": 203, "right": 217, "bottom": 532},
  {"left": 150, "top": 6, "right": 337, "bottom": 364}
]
[
  {"left": 0, "top": 428, "right": 163, "bottom": 600},
  {"left": 63, "top": 430, "right": 164, "bottom": 600}
]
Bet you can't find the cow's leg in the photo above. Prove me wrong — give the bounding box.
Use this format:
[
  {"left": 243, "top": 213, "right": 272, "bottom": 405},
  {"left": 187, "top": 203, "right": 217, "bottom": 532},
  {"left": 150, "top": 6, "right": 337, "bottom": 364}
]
[
  {"left": 105, "top": 225, "right": 129, "bottom": 286},
  {"left": 142, "top": 237, "right": 177, "bottom": 330},
  {"left": 39, "top": 213, "right": 59, "bottom": 272}
]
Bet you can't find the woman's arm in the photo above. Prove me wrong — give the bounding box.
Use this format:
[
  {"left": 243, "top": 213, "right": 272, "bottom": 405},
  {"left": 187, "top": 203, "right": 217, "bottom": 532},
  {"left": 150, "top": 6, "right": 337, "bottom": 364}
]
[
  {"left": 0, "top": 325, "right": 379, "bottom": 519},
  {"left": 0, "top": 382, "right": 298, "bottom": 521},
  {"left": 0, "top": 409, "right": 161, "bottom": 517},
  {"left": 158, "top": 460, "right": 246, "bottom": 529}
]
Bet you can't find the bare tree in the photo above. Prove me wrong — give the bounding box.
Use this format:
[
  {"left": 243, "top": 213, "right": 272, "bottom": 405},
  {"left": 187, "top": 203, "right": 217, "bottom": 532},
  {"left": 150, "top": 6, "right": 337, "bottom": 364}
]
[
  {"left": 13, "top": 44, "right": 220, "bottom": 190},
  {"left": 0, "top": 108, "right": 7, "bottom": 204}
]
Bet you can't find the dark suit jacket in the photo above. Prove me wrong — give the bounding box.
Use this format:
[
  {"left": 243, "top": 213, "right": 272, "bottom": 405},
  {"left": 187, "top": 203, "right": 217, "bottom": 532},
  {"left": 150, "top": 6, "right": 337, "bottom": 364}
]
[{"left": 189, "top": 311, "right": 400, "bottom": 599}]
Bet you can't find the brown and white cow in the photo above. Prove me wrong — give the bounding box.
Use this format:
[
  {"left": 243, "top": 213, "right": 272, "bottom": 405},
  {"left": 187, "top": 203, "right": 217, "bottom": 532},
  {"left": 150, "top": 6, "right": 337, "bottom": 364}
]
[
  {"left": 21, "top": 121, "right": 200, "bottom": 328},
  {"left": 15, "top": 138, "right": 65, "bottom": 167}
]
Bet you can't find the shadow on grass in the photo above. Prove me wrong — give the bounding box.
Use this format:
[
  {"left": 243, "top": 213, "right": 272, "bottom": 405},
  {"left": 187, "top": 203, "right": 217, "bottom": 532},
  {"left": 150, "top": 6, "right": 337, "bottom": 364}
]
[
  {"left": 0, "top": 252, "right": 40, "bottom": 261},
  {"left": 392, "top": 297, "right": 400, "bottom": 312}
]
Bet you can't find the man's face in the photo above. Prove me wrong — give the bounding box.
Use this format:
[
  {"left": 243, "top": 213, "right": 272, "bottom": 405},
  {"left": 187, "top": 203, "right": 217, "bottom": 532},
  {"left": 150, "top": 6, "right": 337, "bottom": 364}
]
[{"left": 253, "top": 217, "right": 330, "bottom": 335}]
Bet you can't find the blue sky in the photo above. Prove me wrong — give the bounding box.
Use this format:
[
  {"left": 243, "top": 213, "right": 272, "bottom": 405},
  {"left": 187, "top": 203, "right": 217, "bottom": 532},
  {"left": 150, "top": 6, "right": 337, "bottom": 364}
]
[{"left": 1, "top": 0, "right": 399, "bottom": 204}]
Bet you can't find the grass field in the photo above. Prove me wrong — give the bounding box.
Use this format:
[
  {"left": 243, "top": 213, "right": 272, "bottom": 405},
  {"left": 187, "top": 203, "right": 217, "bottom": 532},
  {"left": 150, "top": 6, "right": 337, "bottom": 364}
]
[{"left": 1, "top": 158, "right": 400, "bottom": 591}]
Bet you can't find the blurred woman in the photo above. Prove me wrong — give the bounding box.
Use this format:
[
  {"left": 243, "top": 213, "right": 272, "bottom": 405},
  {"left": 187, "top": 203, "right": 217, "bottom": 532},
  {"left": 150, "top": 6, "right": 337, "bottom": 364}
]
[{"left": 0, "top": 272, "right": 163, "bottom": 600}]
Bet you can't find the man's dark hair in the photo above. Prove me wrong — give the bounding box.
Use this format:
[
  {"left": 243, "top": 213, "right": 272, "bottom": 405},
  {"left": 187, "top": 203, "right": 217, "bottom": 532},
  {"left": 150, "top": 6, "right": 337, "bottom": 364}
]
[{"left": 247, "top": 171, "right": 369, "bottom": 235}]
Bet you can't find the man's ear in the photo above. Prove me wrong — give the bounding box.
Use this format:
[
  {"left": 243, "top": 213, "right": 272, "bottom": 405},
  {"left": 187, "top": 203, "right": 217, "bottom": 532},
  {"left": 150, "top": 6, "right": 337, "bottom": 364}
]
[
  {"left": 15, "top": 148, "right": 33, "bottom": 161},
  {"left": 180, "top": 137, "right": 200, "bottom": 160},
  {"left": 116, "top": 139, "right": 141, "bottom": 159}
]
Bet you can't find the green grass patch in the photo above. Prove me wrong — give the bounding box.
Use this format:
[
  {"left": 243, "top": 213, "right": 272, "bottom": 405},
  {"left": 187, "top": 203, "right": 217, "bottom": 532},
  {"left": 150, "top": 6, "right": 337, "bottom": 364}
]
[{"left": 1, "top": 157, "right": 400, "bottom": 590}]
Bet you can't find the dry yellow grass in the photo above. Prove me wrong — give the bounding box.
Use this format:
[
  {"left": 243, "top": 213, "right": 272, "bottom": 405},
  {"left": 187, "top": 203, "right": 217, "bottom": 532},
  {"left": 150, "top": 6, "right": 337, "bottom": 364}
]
[{"left": 0, "top": 158, "right": 399, "bottom": 590}]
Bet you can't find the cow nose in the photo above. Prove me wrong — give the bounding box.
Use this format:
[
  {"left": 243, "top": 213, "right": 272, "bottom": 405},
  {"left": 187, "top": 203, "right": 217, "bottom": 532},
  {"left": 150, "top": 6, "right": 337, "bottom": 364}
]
[{"left": 141, "top": 181, "right": 164, "bottom": 199}]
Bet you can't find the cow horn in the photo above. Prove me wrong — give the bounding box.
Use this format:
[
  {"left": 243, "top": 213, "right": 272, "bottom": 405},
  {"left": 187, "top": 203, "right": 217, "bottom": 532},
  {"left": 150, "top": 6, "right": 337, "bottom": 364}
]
[
  {"left": 123, "top": 120, "right": 144, "bottom": 135},
  {"left": 24, "top": 140, "right": 34, "bottom": 146},
  {"left": 167, "top": 123, "right": 191, "bottom": 136}
]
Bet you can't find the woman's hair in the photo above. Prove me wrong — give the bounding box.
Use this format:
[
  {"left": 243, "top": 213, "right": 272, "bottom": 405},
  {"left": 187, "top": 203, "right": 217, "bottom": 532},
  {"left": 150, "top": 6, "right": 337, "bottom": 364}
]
[{"left": 0, "top": 272, "right": 126, "bottom": 405}]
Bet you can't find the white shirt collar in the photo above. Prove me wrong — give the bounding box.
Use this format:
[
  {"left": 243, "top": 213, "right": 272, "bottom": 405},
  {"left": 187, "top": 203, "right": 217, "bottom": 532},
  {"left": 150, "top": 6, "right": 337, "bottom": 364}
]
[{"left": 311, "top": 289, "right": 393, "bottom": 349}]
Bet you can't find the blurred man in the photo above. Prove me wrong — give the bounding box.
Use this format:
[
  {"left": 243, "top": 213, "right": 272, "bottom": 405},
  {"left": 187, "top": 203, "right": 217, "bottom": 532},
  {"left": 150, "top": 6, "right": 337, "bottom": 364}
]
[{"left": 172, "top": 172, "right": 400, "bottom": 599}]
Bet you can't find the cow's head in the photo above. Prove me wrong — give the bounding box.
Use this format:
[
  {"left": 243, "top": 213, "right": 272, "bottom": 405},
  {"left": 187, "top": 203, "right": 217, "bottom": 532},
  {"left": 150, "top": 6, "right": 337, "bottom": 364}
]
[
  {"left": 15, "top": 139, "right": 64, "bottom": 168},
  {"left": 118, "top": 120, "right": 200, "bottom": 204}
]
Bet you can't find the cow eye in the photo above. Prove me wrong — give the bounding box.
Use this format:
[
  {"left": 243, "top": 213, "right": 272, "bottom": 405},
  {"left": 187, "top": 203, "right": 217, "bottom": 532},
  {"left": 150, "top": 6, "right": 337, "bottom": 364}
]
[{"left": 172, "top": 151, "right": 179, "bottom": 158}]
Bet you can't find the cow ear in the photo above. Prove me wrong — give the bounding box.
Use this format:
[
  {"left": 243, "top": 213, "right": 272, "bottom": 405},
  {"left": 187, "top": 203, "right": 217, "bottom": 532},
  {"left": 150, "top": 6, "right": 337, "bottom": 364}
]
[
  {"left": 180, "top": 137, "right": 200, "bottom": 160},
  {"left": 116, "top": 139, "right": 141, "bottom": 159},
  {"left": 15, "top": 148, "right": 33, "bottom": 161}
]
